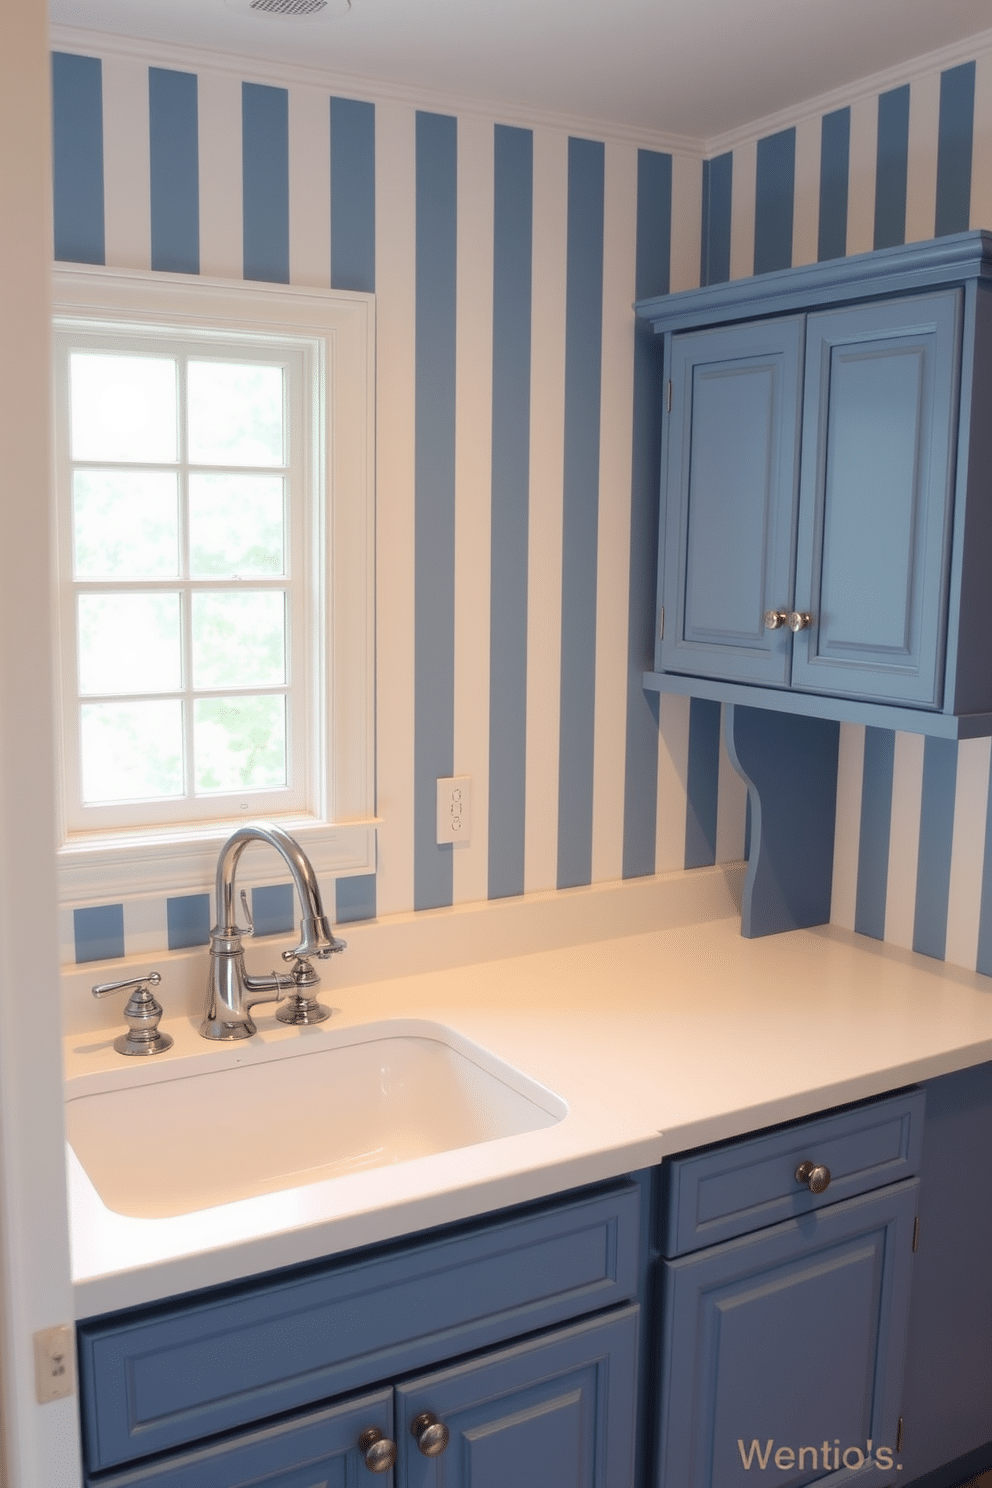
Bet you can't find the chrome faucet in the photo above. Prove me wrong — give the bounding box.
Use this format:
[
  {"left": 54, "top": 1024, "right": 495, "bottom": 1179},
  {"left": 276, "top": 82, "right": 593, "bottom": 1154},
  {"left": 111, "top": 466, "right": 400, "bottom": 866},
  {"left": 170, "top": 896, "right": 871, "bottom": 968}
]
[{"left": 200, "top": 821, "right": 346, "bottom": 1041}]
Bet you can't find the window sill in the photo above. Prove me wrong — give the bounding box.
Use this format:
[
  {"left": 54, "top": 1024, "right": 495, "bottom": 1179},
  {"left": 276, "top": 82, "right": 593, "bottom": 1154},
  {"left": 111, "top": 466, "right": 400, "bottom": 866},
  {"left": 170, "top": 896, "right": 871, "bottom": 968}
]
[{"left": 57, "top": 817, "right": 377, "bottom": 905}]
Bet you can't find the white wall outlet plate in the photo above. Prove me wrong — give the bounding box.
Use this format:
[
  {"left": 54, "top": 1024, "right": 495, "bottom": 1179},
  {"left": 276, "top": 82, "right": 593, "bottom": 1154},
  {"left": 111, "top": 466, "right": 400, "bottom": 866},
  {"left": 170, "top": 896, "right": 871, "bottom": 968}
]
[
  {"left": 33, "top": 1324, "right": 75, "bottom": 1403},
  {"left": 436, "top": 776, "right": 471, "bottom": 845}
]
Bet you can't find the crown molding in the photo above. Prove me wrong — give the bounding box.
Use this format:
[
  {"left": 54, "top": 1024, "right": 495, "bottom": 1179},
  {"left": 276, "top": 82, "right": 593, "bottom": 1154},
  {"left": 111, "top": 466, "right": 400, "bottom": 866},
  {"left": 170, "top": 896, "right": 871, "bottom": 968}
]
[
  {"left": 48, "top": 23, "right": 704, "bottom": 157},
  {"left": 704, "top": 24, "right": 992, "bottom": 156}
]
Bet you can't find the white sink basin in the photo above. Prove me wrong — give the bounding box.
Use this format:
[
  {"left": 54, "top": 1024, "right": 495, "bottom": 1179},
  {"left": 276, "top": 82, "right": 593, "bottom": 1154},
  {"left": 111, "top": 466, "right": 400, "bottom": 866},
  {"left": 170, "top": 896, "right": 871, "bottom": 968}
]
[{"left": 64, "top": 1021, "right": 566, "bottom": 1219}]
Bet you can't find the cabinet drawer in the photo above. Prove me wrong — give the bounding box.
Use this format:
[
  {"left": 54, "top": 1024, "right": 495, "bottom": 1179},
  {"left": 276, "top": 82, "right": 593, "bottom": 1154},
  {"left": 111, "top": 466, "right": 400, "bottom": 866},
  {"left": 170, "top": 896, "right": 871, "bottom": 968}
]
[
  {"left": 78, "top": 1179, "right": 641, "bottom": 1472},
  {"left": 661, "top": 1089, "right": 923, "bottom": 1256}
]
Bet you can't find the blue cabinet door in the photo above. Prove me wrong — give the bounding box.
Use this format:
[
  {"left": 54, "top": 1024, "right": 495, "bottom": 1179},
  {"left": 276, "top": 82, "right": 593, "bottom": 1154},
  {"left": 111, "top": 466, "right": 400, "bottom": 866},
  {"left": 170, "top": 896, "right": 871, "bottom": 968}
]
[
  {"left": 792, "top": 292, "right": 960, "bottom": 706},
  {"left": 654, "top": 1181, "right": 918, "bottom": 1488},
  {"left": 395, "top": 1306, "right": 639, "bottom": 1488},
  {"left": 88, "top": 1388, "right": 394, "bottom": 1486},
  {"left": 660, "top": 318, "right": 805, "bottom": 686}
]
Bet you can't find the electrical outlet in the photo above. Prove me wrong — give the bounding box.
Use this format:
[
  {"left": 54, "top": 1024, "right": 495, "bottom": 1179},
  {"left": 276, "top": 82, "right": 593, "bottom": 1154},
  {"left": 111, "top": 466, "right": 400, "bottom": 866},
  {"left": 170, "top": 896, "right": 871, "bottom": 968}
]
[
  {"left": 33, "top": 1324, "right": 75, "bottom": 1403},
  {"left": 436, "top": 776, "right": 471, "bottom": 845}
]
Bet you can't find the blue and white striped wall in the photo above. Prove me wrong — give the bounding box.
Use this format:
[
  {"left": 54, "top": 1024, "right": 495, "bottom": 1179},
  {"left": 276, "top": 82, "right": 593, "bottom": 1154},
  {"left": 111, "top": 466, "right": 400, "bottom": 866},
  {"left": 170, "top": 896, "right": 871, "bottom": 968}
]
[{"left": 50, "top": 31, "right": 992, "bottom": 978}]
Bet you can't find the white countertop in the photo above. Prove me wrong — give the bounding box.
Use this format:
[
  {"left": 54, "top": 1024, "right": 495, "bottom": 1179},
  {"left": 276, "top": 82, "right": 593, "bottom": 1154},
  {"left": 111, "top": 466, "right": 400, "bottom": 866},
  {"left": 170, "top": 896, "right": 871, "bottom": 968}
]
[{"left": 63, "top": 870, "right": 992, "bottom": 1318}]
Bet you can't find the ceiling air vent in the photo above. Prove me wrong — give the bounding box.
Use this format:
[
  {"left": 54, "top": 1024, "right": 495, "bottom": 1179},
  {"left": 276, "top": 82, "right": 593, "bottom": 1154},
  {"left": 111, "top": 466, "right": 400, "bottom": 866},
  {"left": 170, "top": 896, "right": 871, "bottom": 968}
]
[{"left": 250, "top": 0, "right": 329, "bottom": 13}]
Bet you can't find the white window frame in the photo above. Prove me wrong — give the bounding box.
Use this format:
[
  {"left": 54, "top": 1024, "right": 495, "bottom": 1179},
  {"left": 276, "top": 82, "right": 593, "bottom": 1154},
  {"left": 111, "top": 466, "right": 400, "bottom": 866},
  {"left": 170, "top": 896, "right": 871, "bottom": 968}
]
[{"left": 52, "top": 266, "right": 375, "bottom": 904}]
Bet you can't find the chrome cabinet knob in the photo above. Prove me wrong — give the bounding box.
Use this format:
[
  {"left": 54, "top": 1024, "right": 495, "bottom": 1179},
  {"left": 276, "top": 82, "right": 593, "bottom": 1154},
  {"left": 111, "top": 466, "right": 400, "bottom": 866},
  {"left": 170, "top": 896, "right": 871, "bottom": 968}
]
[
  {"left": 358, "top": 1428, "right": 397, "bottom": 1473},
  {"left": 411, "top": 1412, "right": 450, "bottom": 1457},
  {"left": 796, "top": 1160, "right": 831, "bottom": 1194},
  {"left": 787, "top": 611, "right": 812, "bottom": 633},
  {"left": 764, "top": 610, "right": 788, "bottom": 630}
]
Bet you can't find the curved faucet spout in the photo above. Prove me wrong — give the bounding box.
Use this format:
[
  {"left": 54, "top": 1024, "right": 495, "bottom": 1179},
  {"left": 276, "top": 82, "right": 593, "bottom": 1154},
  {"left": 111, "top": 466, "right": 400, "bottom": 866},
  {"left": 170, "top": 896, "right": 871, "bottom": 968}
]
[
  {"left": 201, "top": 821, "right": 345, "bottom": 1041},
  {"left": 214, "top": 821, "right": 344, "bottom": 960}
]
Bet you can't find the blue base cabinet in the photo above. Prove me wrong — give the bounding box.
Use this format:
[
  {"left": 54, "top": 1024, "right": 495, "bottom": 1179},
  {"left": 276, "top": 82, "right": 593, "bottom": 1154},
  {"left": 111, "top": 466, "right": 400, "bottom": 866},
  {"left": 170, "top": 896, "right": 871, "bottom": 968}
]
[
  {"left": 653, "top": 1090, "right": 924, "bottom": 1488},
  {"left": 92, "top": 1309, "right": 639, "bottom": 1488},
  {"left": 76, "top": 1180, "right": 644, "bottom": 1488}
]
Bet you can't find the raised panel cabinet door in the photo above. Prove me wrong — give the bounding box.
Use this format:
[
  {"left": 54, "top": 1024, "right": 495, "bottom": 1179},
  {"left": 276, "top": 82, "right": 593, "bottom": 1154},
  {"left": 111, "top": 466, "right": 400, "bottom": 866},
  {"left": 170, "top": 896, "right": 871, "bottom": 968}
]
[
  {"left": 659, "top": 318, "right": 804, "bottom": 686},
  {"left": 86, "top": 1388, "right": 394, "bottom": 1488},
  {"left": 394, "top": 1306, "right": 638, "bottom": 1488},
  {"left": 654, "top": 1181, "right": 918, "bottom": 1488},
  {"left": 791, "top": 291, "right": 961, "bottom": 705}
]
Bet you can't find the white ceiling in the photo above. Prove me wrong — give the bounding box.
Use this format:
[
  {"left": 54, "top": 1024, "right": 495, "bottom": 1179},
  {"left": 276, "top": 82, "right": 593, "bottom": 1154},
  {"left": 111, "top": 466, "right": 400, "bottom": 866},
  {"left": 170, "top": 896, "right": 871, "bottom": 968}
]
[{"left": 49, "top": 0, "right": 992, "bottom": 141}]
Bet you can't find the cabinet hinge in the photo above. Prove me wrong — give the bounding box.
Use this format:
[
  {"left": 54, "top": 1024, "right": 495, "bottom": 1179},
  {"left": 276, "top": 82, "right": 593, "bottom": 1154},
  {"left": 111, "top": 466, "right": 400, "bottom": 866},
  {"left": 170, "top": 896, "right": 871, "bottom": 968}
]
[
  {"left": 896, "top": 1417, "right": 904, "bottom": 1453},
  {"left": 912, "top": 1215, "right": 920, "bottom": 1252},
  {"left": 666, "top": 379, "right": 672, "bottom": 413},
  {"left": 658, "top": 606, "right": 665, "bottom": 640}
]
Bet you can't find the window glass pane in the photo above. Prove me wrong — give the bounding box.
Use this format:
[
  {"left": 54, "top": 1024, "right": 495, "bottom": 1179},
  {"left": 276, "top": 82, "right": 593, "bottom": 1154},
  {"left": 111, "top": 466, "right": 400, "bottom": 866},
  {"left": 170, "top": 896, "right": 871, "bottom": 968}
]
[
  {"left": 70, "top": 353, "right": 177, "bottom": 463},
  {"left": 78, "top": 593, "right": 182, "bottom": 695},
  {"left": 187, "top": 361, "right": 284, "bottom": 467},
  {"left": 73, "top": 470, "right": 179, "bottom": 578},
  {"left": 81, "top": 700, "right": 184, "bottom": 802},
  {"left": 193, "top": 695, "right": 287, "bottom": 793},
  {"left": 191, "top": 591, "right": 286, "bottom": 689},
  {"left": 189, "top": 474, "right": 285, "bottom": 576}
]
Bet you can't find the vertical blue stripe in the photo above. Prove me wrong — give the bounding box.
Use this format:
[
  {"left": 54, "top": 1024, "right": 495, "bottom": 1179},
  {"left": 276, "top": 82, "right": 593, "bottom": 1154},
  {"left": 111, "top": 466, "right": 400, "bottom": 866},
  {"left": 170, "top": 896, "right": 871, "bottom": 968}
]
[
  {"left": 556, "top": 137, "right": 604, "bottom": 891},
  {"left": 74, "top": 904, "right": 124, "bottom": 963},
  {"left": 913, "top": 737, "right": 958, "bottom": 959},
  {"left": 700, "top": 152, "right": 732, "bottom": 286},
  {"left": 753, "top": 128, "right": 795, "bottom": 275},
  {"left": 330, "top": 96, "right": 376, "bottom": 292},
  {"left": 251, "top": 883, "right": 295, "bottom": 937},
  {"left": 51, "top": 52, "right": 105, "bottom": 265},
  {"left": 874, "top": 84, "right": 910, "bottom": 250},
  {"left": 166, "top": 893, "right": 211, "bottom": 950},
  {"left": 935, "top": 62, "right": 976, "bottom": 238},
  {"left": 242, "top": 82, "right": 289, "bottom": 283},
  {"left": 623, "top": 149, "right": 671, "bottom": 880},
  {"left": 818, "top": 108, "right": 850, "bottom": 263},
  {"left": 414, "top": 112, "right": 457, "bottom": 911},
  {"left": 149, "top": 68, "right": 199, "bottom": 275},
  {"left": 488, "top": 126, "right": 533, "bottom": 901},
  {"left": 975, "top": 754, "right": 992, "bottom": 976},
  {"left": 336, "top": 873, "right": 377, "bottom": 924},
  {"left": 854, "top": 727, "right": 895, "bottom": 939},
  {"left": 684, "top": 699, "right": 720, "bottom": 869}
]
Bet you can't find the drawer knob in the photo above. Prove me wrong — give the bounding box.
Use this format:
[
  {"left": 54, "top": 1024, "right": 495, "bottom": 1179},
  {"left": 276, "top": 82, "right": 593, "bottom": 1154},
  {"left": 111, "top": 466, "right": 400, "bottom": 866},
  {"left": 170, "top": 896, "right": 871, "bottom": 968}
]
[
  {"left": 358, "top": 1428, "right": 398, "bottom": 1473},
  {"left": 764, "top": 609, "right": 788, "bottom": 630},
  {"left": 796, "top": 1160, "right": 831, "bottom": 1194},
  {"left": 787, "top": 611, "right": 812, "bottom": 633},
  {"left": 412, "top": 1412, "right": 450, "bottom": 1457}
]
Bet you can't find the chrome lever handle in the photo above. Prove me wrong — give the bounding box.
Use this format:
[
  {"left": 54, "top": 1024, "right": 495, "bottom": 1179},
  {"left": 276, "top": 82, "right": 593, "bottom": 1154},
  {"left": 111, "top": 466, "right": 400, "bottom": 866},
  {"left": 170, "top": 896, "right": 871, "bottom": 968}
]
[
  {"left": 91, "top": 972, "right": 172, "bottom": 1056},
  {"left": 92, "top": 971, "right": 161, "bottom": 998},
  {"left": 239, "top": 889, "right": 254, "bottom": 936}
]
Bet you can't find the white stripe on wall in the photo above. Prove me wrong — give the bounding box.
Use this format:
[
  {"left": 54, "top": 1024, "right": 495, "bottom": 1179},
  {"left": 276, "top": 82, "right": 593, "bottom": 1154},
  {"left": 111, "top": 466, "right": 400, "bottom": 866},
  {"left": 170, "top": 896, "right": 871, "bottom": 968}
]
[
  {"left": 123, "top": 894, "right": 169, "bottom": 958},
  {"left": 945, "top": 736, "right": 991, "bottom": 972},
  {"left": 198, "top": 68, "right": 243, "bottom": 280},
  {"left": 792, "top": 114, "right": 821, "bottom": 268},
  {"left": 102, "top": 53, "right": 150, "bottom": 271},
  {"left": 452, "top": 112, "right": 494, "bottom": 906},
  {"left": 884, "top": 730, "right": 925, "bottom": 950},
  {"left": 523, "top": 126, "right": 568, "bottom": 894},
  {"left": 830, "top": 722, "right": 866, "bottom": 932},
  {"left": 729, "top": 137, "right": 757, "bottom": 280},
  {"left": 905, "top": 71, "right": 941, "bottom": 244},
  {"left": 656, "top": 692, "right": 691, "bottom": 872},
  {"left": 670, "top": 150, "right": 702, "bottom": 293},
  {"left": 846, "top": 93, "right": 879, "bottom": 256},
  {"left": 288, "top": 83, "right": 331, "bottom": 290},
  {"left": 592, "top": 139, "right": 637, "bottom": 885},
  {"left": 372, "top": 98, "right": 418, "bottom": 917},
  {"left": 971, "top": 52, "right": 992, "bottom": 228}
]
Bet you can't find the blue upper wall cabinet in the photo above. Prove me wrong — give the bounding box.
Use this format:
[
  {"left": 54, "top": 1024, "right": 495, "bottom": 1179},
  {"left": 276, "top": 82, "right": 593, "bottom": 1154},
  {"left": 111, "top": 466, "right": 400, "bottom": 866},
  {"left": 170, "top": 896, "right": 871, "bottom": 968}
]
[{"left": 638, "top": 231, "right": 992, "bottom": 739}]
